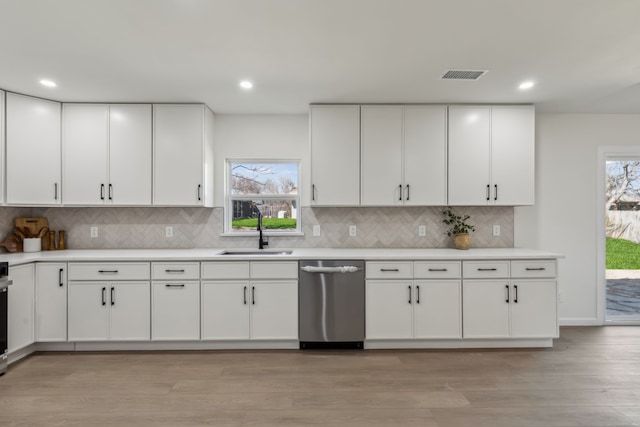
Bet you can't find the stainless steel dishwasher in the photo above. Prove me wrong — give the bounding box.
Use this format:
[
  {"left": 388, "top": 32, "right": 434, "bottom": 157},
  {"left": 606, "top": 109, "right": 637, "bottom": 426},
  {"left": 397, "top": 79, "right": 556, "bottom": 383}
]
[{"left": 299, "top": 260, "right": 365, "bottom": 349}]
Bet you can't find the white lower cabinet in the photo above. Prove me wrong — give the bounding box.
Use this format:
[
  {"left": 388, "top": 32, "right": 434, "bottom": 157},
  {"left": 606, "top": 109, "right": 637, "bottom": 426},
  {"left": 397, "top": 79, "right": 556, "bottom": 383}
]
[
  {"left": 462, "top": 260, "right": 558, "bottom": 339},
  {"left": 366, "top": 280, "right": 414, "bottom": 339},
  {"left": 35, "top": 263, "right": 67, "bottom": 342},
  {"left": 68, "top": 282, "right": 150, "bottom": 341},
  {"left": 201, "top": 280, "right": 298, "bottom": 341},
  {"left": 413, "top": 280, "right": 461, "bottom": 339},
  {"left": 152, "top": 281, "right": 200, "bottom": 340},
  {"left": 8, "top": 264, "right": 35, "bottom": 353}
]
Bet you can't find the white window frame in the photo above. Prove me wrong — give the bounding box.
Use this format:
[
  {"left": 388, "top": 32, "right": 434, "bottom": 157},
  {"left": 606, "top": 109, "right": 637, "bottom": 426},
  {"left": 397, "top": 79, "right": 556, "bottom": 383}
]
[{"left": 224, "top": 159, "right": 302, "bottom": 236}]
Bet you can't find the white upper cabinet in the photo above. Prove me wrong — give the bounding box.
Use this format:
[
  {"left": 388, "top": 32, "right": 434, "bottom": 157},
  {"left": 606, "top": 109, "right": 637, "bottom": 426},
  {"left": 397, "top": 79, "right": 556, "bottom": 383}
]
[
  {"left": 63, "top": 104, "right": 109, "bottom": 205},
  {"left": 309, "top": 105, "right": 360, "bottom": 206},
  {"left": 153, "top": 104, "right": 214, "bottom": 207},
  {"left": 361, "top": 106, "right": 403, "bottom": 206},
  {"left": 6, "top": 93, "right": 62, "bottom": 205},
  {"left": 403, "top": 106, "right": 447, "bottom": 206},
  {"left": 361, "top": 105, "right": 447, "bottom": 206},
  {"left": 63, "top": 104, "right": 152, "bottom": 205},
  {"left": 491, "top": 106, "right": 535, "bottom": 205},
  {"left": 448, "top": 105, "right": 534, "bottom": 206}
]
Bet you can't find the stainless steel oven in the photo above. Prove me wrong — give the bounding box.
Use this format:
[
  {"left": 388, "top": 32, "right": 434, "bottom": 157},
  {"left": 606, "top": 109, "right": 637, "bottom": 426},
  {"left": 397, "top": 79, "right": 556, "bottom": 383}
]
[{"left": 1, "top": 262, "right": 11, "bottom": 376}]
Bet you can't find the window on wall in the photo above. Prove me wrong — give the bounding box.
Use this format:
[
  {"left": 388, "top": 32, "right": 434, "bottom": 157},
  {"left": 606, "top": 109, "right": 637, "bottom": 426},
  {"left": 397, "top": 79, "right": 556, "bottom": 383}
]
[{"left": 226, "top": 160, "right": 300, "bottom": 234}]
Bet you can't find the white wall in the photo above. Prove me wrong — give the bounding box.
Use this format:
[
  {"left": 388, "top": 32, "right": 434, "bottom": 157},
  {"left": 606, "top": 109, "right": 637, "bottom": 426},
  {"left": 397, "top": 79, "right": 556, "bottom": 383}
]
[
  {"left": 213, "top": 114, "right": 309, "bottom": 207},
  {"left": 515, "top": 113, "right": 640, "bottom": 325}
]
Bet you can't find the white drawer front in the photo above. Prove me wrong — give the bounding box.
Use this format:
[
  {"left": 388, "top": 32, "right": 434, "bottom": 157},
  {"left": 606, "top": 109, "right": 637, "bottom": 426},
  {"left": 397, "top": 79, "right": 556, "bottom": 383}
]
[
  {"left": 511, "top": 260, "right": 557, "bottom": 278},
  {"left": 414, "top": 261, "right": 461, "bottom": 279},
  {"left": 68, "top": 263, "right": 150, "bottom": 281},
  {"left": 152, "top": 262, "right": 200, "bottom": 280},
  {"left": 201, "top": 262, "right": 250, "bottom": 280},
  {"left": 366, "top": 262, "right": 413, "bottom": 279},
  {"left": 250, "top": 261, "right": 298, "bottom": 279},
  {"left": 463, "top": 261, "right": 510, "bottom": 279}
]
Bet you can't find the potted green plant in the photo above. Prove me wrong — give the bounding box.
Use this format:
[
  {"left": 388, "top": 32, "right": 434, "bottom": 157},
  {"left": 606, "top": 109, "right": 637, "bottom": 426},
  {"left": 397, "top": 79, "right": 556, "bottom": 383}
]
[{"left": 442, "top": 207, "right": 475, "bottom": 250}]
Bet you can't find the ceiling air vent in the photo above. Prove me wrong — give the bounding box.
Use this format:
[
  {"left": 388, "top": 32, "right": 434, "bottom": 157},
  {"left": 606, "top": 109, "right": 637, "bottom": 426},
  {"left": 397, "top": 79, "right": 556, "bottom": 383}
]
[{"left": 441, "top": 70, "right": 488, "bottom": 80}]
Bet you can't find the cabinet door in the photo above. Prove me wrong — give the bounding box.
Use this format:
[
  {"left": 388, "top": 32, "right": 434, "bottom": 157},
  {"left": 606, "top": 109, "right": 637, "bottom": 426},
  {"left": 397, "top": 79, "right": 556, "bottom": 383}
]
[
  {"left": 152, "top": 281, "right": 200, "bottom": 340},
  {"left": 63, "top": 104, "right": 109, "bottom": 205},
  {"left": 68, "top": 282, "right": 109, "bottom": 341},
  {"left": 361, "top": 106, "right": 403, "bottom": 206},
  {"left": 447, "top": 106, "right": 491, "bottom": 206},
  {"left": 201, "top": 281, "right": 250, "bottom": 340},
  {"left": 491, "top": 106, "right": 535, "bottom": 205},
  {"left": 153, "top": 105, "right": 204, "bottom": 206},
  {"left": 404, "top": 106, "right": 447, "bottom": 206},
  {"left": 250, "top": 281, "right": 298, "bottom": 340},
  {"left": 366, "top": 280, "right": 413, "bottom": 339},
  {"left": 35, "top": 263, "right": 67, "bottom": 342},
  {"left": 110, "top": 282, "right": 150, "bottom": 340},
  {"left": 6, "top": 93, "right": 61, "bottom": 205},
  {"left": 109, "top": 104, "right": 152, "bottom": 205},
  {"left": 462, "top": 280, "right": 510, "bottom": 338},
  {"left": 0, "top": 90, "right": 5, "bottom": 203},
  {"left": 413, "top": 280, "right": 461, "bottom": 339},
  {"left": 511, "top": 281, "right": 558, "bottom": 338},
  {"left": 309, "top": 105, "right": 360, "bottom": 206},
  {"left": 7, "top": 264, "right": 35, "bottom": 353}
]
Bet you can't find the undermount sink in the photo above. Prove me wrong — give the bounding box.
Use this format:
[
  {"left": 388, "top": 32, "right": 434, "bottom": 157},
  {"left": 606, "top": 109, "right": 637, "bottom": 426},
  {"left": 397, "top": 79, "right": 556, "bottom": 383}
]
[{"left": 218, "top": 250, "right": 293, "bottom": 256}]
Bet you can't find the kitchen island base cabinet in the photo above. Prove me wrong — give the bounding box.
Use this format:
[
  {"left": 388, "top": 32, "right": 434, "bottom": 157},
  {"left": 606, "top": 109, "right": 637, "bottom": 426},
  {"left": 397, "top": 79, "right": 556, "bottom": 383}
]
[
  {"left": 201, "top": 281, "right": 298, "bottom": 341},
  {"left": 68, "top": 282, "right": 150, "bottom": 341},
  {"left": 152, "top": 281, "right": 200, "bottom": 340}
]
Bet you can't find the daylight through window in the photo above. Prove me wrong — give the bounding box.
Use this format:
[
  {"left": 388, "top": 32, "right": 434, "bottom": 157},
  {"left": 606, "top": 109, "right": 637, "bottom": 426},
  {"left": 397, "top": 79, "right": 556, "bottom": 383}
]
[{"left": 227, "top": 161, "right": 300, "bottom": 233}]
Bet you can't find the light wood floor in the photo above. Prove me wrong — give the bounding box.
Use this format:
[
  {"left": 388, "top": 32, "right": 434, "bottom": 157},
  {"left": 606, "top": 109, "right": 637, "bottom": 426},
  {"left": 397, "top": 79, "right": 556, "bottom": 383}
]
[{"left": 2, "top": 327, "right": 640, "bottom": 426}]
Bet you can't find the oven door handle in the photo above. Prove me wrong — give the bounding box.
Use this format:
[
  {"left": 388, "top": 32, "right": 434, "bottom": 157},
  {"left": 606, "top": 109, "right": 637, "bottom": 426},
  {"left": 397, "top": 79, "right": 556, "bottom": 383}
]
[{"left": 0, "top": 279, "right": 13, "bottom": 291}]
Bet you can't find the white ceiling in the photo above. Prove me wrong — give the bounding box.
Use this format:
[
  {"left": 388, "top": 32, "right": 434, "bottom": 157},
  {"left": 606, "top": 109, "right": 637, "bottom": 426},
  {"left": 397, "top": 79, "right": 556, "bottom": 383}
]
[{"left": 1, "top": 0, "right": 640, "bottom": 114}]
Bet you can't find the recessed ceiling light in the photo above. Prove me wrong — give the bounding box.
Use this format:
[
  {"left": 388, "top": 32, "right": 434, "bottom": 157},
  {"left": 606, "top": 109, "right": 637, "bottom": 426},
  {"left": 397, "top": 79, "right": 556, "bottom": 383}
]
[
  {"left": 39, "top": 79, "right": 57, "bottom": 87},
  {"left": 239, "top": 80, "right": 253, "bottom": 89},
  {"left": 519, "top": 81, "right": 535, "bottom": 90}
]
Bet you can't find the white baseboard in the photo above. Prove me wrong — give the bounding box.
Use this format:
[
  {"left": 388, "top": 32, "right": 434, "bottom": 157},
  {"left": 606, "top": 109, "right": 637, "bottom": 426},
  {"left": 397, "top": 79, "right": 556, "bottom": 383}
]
[
  {"left": 559, "top": 318, "right": 601, "bottom": 326},
  {"left": 365, "top": 338, "right": 553, "bottom": 349}
]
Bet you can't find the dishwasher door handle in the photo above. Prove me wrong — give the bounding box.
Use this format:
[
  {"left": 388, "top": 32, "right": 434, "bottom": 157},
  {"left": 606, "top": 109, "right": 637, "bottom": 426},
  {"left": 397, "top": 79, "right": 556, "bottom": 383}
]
[{"left": 300, "top": 266, "right": 361, "bottom": 273}]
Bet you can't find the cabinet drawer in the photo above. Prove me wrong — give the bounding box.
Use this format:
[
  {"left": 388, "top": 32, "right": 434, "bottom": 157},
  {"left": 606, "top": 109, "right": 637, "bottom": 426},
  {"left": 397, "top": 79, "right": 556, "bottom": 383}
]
[
  {"left": 414, "top": 261, "right": 461, "bottom": 279},
  {"left": 511, "top": 260, "right": 557, "bottom": 278},
  {"left": 366, "top": 262, "right": 413, "bottom": 279},
  {"left": 201, "top": 262, "right": 250, "bottom": 280},
  {"left": 68, "top": 263, "right": 150, "bottom": 281},
  {"left": 463, "top": 261, "right": 510, "bottom": 279},
  {"left": 152, "top": 262, "right": 200, "bottom": 280},
  {"left": 251, "top": 261, "right": 298, "bottom": 279}
]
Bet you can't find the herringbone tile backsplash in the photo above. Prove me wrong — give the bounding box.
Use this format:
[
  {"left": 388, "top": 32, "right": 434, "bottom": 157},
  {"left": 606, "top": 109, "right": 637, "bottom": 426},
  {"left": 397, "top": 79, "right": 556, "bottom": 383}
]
[{"left": 1, "top": 206, "right": 513, "bottom": 250}]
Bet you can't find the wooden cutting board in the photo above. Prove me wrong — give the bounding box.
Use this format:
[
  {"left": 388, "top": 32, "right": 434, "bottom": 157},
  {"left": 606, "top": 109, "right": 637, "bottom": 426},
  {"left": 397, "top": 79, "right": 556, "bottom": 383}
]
[{"left": 15, "top": 217, "right": 49, "bottom": 250}]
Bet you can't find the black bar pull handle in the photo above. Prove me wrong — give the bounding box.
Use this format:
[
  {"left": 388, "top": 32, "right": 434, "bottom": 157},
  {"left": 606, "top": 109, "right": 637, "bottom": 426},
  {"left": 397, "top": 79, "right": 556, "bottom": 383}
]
[
  {"left": 100, "top": 184, "right": 105, "bottom": 200},
  {"left": 478, "top": 268, "right": 497, "bottom": 271},
  {"left": 486, "top": 184, "right": 490, "bottom": 201},
  {"left": 494, "top": 184, "right": 498, "bottom": 201},
  {"left": 197, "top": 184, "right": 202, "bottom": 201},
  {"left": 428, "top": 268, "right": 447, "bottom": 272},
  {"left": 380, "top": 268, "right": 400, "bottom": 272},
  {"left": 111, "top": 286, "right": 115, "bottom": 306},
  {"left": 514, "top": 285, "right": 518, "bottom": 303},
  {"left": 164, "top": 269, "right": 186, "bottom": 273},
  {"left": 406, "top": 184, "right": 410, "bottom": 201},
  {"left": 312, "top": 184, "right": 316, "bottom": 201},
  {"left": 252, "top": 286, "right": 256, "bottom": 305},
  {"left": 98, "top": 270, "right": 119, "bottom": 274},
  {"left": 505, "top": 285, "right": 509, "bottom": 303},
  {"left": 399, "top": 184, "right": 402, "bottom": 201},
  {"left": 59, "top": 268, "right": 64, "bottom": 287},
  {"left": 243, "top": 286, "right": 247, "bottom": 305},
  {"left": 109, "top": 184, "right": 113, "bottom": 200},
  {"left": 54, "top": 183, "right": 58, "bottom": 200},
  {"left": 102, "top": 287, "right": 106, "bottom": 306},
  {"left": 416, "top": 285, "right": 420, "bottom": 304},
  {"left": 165, "top": 284, "right": 186, "bottom": 288},
  {"left": 408, "top": 285, "right": 412, "bottom": 304},
  {"left": 525, "top": 267, "right": 546, "bottom": 271}
]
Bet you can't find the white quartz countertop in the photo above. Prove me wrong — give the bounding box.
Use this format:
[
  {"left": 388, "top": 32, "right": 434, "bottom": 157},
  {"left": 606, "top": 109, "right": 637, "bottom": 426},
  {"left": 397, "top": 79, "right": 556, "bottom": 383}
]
[{"left": 0, "top": 247, "right": 564, "bottom": 266}]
